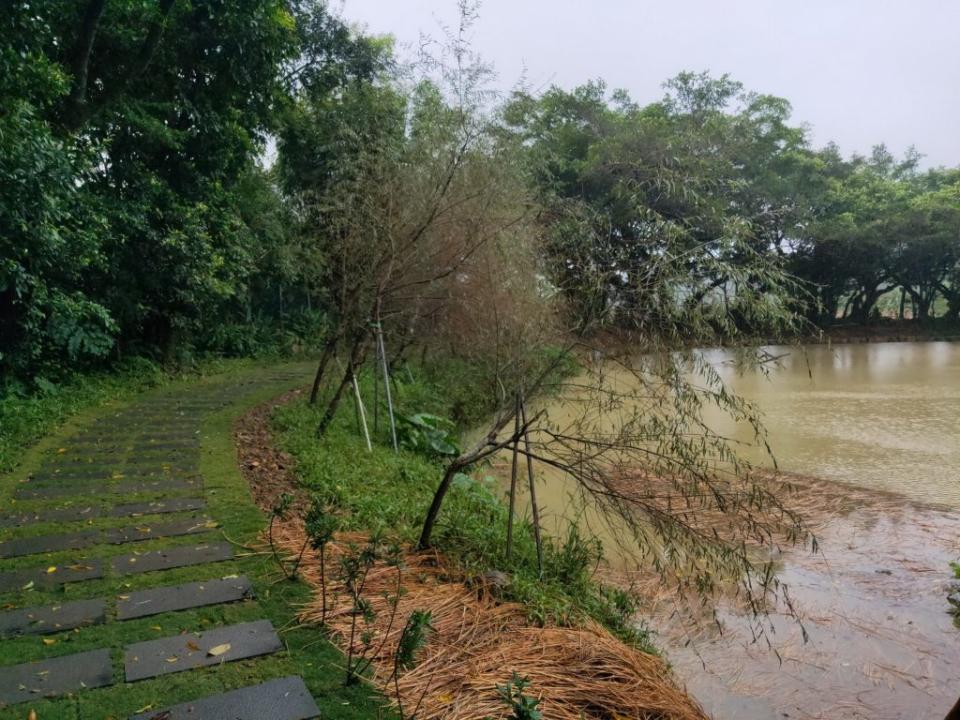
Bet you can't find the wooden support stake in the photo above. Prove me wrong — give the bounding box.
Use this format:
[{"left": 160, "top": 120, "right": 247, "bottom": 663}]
[
  {"left": 352, "top": 373, "right": 373, "bottom": 452},
  {"left": 506, "top": 391, "right": 521, "bottom": 561},
  {"left": 376, "top": 321, "right": 399, "bottom": 452},
  {"left": 521, "top": 394, "right": 543, "bottom": 577}
]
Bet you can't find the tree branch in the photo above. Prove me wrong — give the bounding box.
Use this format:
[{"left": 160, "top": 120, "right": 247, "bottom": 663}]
[{"left": 62, "top": 0, "right": 107, "bottom": 126}]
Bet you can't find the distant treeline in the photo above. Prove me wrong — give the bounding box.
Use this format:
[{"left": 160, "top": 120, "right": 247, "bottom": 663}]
[
  {"left": 502, "top": 78, "right": 960, "bottom": 328},
  {"left": 2, "top": 1, "right": 958, "bottom": 386}
]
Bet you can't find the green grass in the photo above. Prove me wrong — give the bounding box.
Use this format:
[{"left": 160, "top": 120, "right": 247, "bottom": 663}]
[
  {"left": 273, "top": 359, "right": 657, "bottom": 654},
  {"left": 0, "top": 362, "right": 392, "bottom": 720},
  {"left": 0, "top": 356, "right": 287, "bottom": 475}
]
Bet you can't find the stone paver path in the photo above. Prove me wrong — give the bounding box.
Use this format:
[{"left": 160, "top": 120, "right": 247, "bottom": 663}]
[{"left": 0, "top": 367, "right": 325, "bottom": 719}]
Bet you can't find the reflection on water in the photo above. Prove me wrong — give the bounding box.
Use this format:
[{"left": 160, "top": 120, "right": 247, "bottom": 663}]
[
  {"left": 672, "top": 341, "right": 960, "bottom": 719},
  {"left": 660, "top": 501, "right": 960, "bottom": 720},
  {"left": 517, "top": 341, "right": 960, "bottom": 720},
  {"left": 702, "top": 342, "right": 960, "bottom": 505}
]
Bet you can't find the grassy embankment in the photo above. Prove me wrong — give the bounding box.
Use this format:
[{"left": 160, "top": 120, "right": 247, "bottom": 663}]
[{"left": 272, "top": 354, "right": 658, "bottom": 653}]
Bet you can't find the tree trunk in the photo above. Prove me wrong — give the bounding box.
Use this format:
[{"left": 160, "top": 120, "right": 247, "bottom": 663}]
[
  {"left": 852, "top": 287, "right": 882, "bottom": 324},
  {"left": 520, "top": 395, "right": 543, "bottom": 576},
  {"left": 904, "top": 286, "right": 931, "bottom": 322},
  {"left": 840, "top": 294, "right": 855, "bottom": 320},
  {"left": 309, "top": 331, "right": 341, "bottom": 405},
  {"left": 944, "top": 694, "right": 960, "bottom": 720},
  {"left": 506, "top": 393, "right": 521, "bottom": 560},
  {"left": 417, "top": 462, "right": 464, "bottom": 550},
  {"left": 63, "top": 0, "right": 107, "bottom": 127},
  {"left": 316, "top": 333, "right": 367, "bottom": 437}
]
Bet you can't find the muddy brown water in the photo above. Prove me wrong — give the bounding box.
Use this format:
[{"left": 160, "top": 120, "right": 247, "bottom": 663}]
[{"left": 502, "top": 342, "right": 960, "bottom": 720}]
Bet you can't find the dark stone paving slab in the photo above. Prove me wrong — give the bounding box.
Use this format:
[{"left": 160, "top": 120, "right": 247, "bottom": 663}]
[
  {"left": 117, "top": 576, "right": 254, "bottom": 620},
  {"left": 112, "top": 542, "right": 233, "bottom": 576},
  {"left": 104, "top": 517, "right": 213, "bottom": 545},
  {"left": 70, "top": 434, "right": 131, "bottom": 443},
  {"left": 0, "top": 648, "right": 113, "bottom": 705},
  {"left": 128, "top": 676, "right": 319, "bottom": 720},
  {"left": 0, "top": 519, "right": 212, "bottom": 559},
  {"left": 0, "top": 505, "right": 101, "bottom": 529},
  {"left": 111, "top": 498, "right": 206, "bottom": 517},
  {"left": 134, "top": 438, "right": 200, "bottom": 447},
  {"left": 114, "top": 478, "right": 202, "bottom": 495},
  {"left": 0, "top": 529, "right": 100, "bottom": 558},
  {"left": 0, "top": 499, "right": 204, "bottom": 528},
  {"left": 38, "top": 463, "right": 123, "bottom": 474},
  {"left": 124, "top": 458, "right": 199, "bottom": 467},
  {"left": 137, "top": 430, "right": 200, "bottom": 438},
  {"left": 15, "top": 476, "right": 201, "bottom": 499},
  {"left": 123, "top": 462, "right": 200, "bottom": 474},
  {"left": 14, "top": 482, "right": 108, "bottom": 500},
  {"left": 38, "top": 461, "right": 117, "bottom": 473},
  {"left": 62, "top": 435, "right": 128, "bottom": 444},
  {"left": 0, "top": 561, "right": 103, "bottom": 593},
  {"left": 124, "top": 619, "right": 282, "bottom": 681},
  {"left": 28, "top": 468, "right": 116, "bottom": 482},
  {"left": 0, "top": 598, "right": 106, "bottom": 637},
  {"left": 15, "top": 482, "right": 113, "bottom": 500}
]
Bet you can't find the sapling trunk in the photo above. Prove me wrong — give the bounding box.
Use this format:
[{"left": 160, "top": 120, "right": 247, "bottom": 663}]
[
  {"left": 309, "top": 332, "right": 339, "bottom": 405},
  {"left": 506, "top": 391, "right": 521, "bottom": 561},
  {"left": 521, "top": 394, "right": 544, "bottom": 577},
  {"left": 317, "top": 334, "right": 367, "bottom": 437},
  {"left": 376, "top": 321, "right": 399, "bottom": 452}
]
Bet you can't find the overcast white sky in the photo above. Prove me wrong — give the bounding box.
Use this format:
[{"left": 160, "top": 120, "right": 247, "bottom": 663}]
[{"left": 336, "top": 0, "right": 959, "bottom": 168}]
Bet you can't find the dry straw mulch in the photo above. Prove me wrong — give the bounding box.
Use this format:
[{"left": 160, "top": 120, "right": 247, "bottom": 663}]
[{"left": 271, "top": 524, "right": 708, "bottom": 720}]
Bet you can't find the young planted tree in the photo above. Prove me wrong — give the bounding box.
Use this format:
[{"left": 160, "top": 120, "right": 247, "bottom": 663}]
[{"left": 281, "top": 3, "right": 546, "bottom": 436}]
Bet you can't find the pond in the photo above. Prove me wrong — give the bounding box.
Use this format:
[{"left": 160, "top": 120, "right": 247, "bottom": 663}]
[
  {"left": 701, "top": 341, "right": 960, "bottom": 506},
  {"left": 508, "top": 341, "right": 960, "bottom": 720},
  {"left": 665, "top": 341, "right": 960, "bottom": 719}
]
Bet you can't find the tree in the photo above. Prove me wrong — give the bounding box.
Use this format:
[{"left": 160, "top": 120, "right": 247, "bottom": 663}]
[
  {"left": 282, "top": 3, "right": 545, "bottom": 432},
  {"left": 1, "top": 0, "right": 383, "bottom": 379},
  {"left": 0, "top": 4, "right": 114, "bottom": 379},
  {"left": 418, "top": 78, "right": 811, "bottom": 624}
]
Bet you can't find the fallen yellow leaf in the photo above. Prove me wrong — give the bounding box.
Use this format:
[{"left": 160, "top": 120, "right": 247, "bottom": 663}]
[
  {"left": 46, "top": 566, "right": 57, "bottom": 574},
  {"left": 42, "top": 638, "right": 57, "bottom": 646},
  {"left": 186, "top": 641, "right": 200, "bottom": 651},
  {"left": 165, "top": 657, "right": 178, "bottom": 663},
  {"left": 207, "top": 643, "right": 231, "bottom": 657}
]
